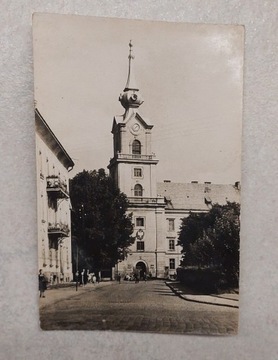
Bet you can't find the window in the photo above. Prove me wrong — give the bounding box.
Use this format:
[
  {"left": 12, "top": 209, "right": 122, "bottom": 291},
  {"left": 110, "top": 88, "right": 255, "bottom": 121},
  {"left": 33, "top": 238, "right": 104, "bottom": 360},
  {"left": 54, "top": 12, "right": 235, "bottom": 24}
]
[
  {"left": 137, "top": 241, "right": 145, "bottom": 252},
  {"left": 168, "top": 219, "right": 175, "bottom": 231},
  {"left": 132, "top": 139, "right": 141, "bottom": 155},
  {"left": 169, "top": 259, "right": 175, "bottom": 270},
  {"left": 134, "top": 184, "right": 143, "bottom": 197},
  {"left": 136, "top": 217, "right": 144, "bottom": 227},
  {"left": 169, "top": 239, "right": 175, "bottom": 251},
  {"left": 134, "top": 168, "right": 142, "bottom": 177}
]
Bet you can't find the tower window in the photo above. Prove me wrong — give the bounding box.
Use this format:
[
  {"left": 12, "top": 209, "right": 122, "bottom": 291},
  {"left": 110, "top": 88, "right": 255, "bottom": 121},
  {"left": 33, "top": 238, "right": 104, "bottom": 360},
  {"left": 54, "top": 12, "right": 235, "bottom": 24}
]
[
  {"left": 132, "top": 139, "right": 141, "bottom": 155},
  {"left": 168, "top": 219, "right": 175, "bottom": 231},
  {"left": 136, "top": 217, "right": 145, "bottom": 227},
  {"left": 134, "top": 168, "right": 142, "bottom": 177},
  {"left": 134, "top": 184, "right": 143, "bottom": 197},
  {"left": 169, "top": 259, "right": 175, "bottom": 270},
  {"left": 137, "top": 241, "right": 145, "bottom": 252},
  {"left": 169, "top": 239, "right": 175, "bottom": 251}
]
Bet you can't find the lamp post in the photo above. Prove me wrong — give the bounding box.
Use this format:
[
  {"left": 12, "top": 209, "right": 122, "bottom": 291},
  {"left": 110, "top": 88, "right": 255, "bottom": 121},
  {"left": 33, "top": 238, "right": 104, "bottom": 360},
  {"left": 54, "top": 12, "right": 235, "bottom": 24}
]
[
  {"left": 155, "top": 249, "right": 158, "bottom": 278},
  {"left": 75, "top": 243, "right": 79, "bottom": 291},
  {"left": 75, "top": 203, "right": 85, "bottom": 290}
]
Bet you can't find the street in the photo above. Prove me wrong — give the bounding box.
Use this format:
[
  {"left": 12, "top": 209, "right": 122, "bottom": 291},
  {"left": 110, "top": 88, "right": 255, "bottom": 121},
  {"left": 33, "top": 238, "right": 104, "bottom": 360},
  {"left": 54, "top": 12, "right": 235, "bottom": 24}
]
[{"left": 40, "top": 280, "right": 238, "bottom": 335}]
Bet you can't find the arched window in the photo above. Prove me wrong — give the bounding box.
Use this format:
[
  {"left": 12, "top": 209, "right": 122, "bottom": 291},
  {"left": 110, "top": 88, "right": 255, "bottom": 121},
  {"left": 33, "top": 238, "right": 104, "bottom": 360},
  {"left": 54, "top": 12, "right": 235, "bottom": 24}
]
[
  {"left": 134, "top": 184, "right": 143, "bottom": 197},
  {"left": 132, "top": 139, "right": 141, "bottom": 155}
]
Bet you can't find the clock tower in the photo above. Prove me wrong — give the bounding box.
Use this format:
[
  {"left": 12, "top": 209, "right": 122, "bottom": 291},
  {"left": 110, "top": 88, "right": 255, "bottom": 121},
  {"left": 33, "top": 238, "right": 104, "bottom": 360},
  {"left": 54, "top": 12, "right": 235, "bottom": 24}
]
[
  {"left": 108, "top": 41, "right": 166, "bottom": 278},
  {"left": 108, "top": 41, "right": 159, "bottom": 199}
]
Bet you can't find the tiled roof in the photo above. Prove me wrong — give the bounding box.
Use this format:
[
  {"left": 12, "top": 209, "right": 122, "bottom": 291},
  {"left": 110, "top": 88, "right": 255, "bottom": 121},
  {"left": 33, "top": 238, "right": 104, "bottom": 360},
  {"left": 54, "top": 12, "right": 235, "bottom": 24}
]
[{"left": 157, "top": 182, "right": 240, "bottom": 211}]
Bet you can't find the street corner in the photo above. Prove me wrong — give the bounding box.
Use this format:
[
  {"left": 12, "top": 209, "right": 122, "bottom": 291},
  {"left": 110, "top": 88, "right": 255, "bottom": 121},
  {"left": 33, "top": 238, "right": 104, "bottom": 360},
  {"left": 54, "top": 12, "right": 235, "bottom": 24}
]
[{"left": 165, "top": 281, "right": 239, "bottom": 309}]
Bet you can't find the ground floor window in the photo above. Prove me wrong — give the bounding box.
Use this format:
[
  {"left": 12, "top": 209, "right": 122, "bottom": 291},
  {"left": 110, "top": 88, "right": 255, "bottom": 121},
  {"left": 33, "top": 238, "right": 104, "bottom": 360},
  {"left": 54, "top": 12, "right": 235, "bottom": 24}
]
[
  {"left": 136, "top": 241, "right": 145, "bottom": 251},
  {"left": 169, "top": 258, "right": 175, "bottom": 270}
]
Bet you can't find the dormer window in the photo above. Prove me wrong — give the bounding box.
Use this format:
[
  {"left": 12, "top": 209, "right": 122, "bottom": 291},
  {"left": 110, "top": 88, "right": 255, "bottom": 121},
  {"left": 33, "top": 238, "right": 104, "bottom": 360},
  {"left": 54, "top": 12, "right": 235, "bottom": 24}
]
[{"left": 132, "top": 139, "right": 141, "bottom": 155}]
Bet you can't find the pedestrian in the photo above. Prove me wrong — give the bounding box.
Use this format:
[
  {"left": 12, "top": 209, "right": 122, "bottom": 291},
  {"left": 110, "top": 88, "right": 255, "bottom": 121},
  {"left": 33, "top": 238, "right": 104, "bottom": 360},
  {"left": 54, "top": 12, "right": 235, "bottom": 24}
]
[
  {"left": 118, "top": 273, "right": 121, "bottom": 284},
  {"left": 49, "top": 273, "right": 53, "bottom": 285},
  {"left": 84, "top": 269, "right": 88, "bottom": 285},
  {"left": 92, "top": 274, "right": 96, "bottom": 284},
  {"left": 143, "top": 272, "right": 147, "bottom": 282},
  {"left": 60, "top": 273, "right": 64, "bottom": 283},
  {"left": 81, "top": 269, "right": 85, "bottom": 286},
  {"left": 38, "top": 269, "right": 47, "bottom": 298}
]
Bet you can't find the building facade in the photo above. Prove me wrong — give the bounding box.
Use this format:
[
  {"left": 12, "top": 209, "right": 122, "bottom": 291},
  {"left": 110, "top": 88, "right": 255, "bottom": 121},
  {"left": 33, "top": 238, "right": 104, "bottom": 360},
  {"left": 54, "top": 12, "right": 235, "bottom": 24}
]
[
  {"left": 108, "top": 42, "right": 240, "bottom": 279},
  {"left": 36, "top": 109, "right": 74, "bottom": 283}
]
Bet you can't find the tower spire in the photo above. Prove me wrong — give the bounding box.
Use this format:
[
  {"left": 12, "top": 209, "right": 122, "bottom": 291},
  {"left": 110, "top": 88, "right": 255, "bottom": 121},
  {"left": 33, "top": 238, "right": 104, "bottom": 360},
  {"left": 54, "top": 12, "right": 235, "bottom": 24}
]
[
  {"left": 119, "top": 41, "right": 144, "bottom": 111},
  {"left": 124, "top": 40, "right": 139, "bottom": 91}
]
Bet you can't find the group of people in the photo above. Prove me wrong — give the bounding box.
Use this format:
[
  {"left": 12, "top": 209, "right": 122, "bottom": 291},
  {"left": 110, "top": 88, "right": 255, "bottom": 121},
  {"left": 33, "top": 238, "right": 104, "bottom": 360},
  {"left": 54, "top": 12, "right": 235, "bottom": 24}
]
[
  {"left": 75, "top": 269, "right": 100, "bottom": 286},
  {"left": 121, "top": 272, "right": 148, "bottom": 283}
]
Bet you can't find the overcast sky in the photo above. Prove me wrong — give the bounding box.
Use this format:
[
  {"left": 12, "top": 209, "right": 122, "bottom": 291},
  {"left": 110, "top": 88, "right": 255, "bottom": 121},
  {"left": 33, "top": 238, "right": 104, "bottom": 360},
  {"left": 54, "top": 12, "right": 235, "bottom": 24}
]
[{"left": 33, "top": 14, "right": 243, "bottom": 184}]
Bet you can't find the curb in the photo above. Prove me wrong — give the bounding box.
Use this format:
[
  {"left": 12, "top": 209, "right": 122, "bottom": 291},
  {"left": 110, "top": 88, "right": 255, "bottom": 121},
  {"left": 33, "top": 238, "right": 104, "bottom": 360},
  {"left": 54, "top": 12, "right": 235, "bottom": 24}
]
[{"left": 165, "top": 282, "right": 239, "bottom": 309}]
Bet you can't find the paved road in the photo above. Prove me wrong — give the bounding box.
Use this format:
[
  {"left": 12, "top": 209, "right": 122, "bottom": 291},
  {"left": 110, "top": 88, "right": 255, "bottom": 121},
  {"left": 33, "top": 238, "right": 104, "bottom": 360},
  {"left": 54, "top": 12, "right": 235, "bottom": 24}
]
[{"left": 40, "top": 280, "right": 238, "bottom": 335}]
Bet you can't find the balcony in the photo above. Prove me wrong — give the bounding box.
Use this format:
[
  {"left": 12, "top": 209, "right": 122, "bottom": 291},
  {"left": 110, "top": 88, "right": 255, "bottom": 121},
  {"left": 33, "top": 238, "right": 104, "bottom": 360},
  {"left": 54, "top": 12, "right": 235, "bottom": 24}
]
[
  {"left": 46, "top": 176, "right": 69, "bottom": 199},
  {"left": 48, "top": 222, "right": 70, "bottom": 237},
  {"left": 108, "top": 153, "right": 158, "bottom": 168},
  {"left": 117, "top": 153, "right": 155, "bottom": 160}
]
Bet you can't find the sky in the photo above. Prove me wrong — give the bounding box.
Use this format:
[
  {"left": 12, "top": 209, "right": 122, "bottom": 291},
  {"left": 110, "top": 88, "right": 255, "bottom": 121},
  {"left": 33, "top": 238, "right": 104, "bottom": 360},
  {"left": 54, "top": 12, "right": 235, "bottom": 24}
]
[{"left": 33, "top": 14, "right": 243, "bottom": 184}]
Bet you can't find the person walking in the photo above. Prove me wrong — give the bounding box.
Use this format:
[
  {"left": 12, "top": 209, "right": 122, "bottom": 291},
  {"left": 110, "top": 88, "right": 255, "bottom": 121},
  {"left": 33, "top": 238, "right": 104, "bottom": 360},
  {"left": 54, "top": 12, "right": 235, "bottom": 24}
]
[{"left": 38, "top": 269, "right": 47, "bottom": 298}]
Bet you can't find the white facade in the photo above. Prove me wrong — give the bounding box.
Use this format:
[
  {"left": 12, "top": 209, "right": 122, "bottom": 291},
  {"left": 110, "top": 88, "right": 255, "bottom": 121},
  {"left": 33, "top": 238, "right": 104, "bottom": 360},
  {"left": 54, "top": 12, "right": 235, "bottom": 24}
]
[{"left": 36, "top": 109, "right": 74, "bottom": 282}]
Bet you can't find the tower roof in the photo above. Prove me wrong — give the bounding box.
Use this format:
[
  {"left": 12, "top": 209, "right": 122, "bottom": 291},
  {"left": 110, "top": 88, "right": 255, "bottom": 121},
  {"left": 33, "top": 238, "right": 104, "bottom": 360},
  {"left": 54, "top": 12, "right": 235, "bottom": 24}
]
[{"left": 119, "top": 41, "right": 144, "bottom": 111}]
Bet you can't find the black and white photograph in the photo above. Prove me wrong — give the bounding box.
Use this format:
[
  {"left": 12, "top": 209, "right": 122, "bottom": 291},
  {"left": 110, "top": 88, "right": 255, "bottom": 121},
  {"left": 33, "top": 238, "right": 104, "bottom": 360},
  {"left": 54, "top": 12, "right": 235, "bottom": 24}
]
[{"left": 33, "top": 13, "right": 243, "bottom": 334}]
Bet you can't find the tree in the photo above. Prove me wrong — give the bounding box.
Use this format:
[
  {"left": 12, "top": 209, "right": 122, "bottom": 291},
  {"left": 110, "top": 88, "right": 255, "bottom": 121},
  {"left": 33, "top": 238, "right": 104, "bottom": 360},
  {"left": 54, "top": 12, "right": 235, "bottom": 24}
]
[
  {"left": 70, "top": 169, "right": 134, "bottom": 271},
  {"left": 178, "top": 202, "right": 240, "bottom": 286}
]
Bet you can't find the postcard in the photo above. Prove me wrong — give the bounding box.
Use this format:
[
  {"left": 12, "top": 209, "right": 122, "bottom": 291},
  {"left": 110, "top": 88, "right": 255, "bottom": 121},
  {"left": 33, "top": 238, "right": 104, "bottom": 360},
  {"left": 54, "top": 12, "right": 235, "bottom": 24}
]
[{"left": 33, "top": 13, "right": 243, "bottom": 334}]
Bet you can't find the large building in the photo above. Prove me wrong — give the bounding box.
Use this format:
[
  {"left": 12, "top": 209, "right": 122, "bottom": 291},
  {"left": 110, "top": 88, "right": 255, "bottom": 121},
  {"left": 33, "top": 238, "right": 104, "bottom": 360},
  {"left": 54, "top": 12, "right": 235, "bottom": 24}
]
[
  {"left": 35, "top": 109, "right": 74, "bottom": 283},
  {"left": 108, "top": 42, "right": 240, "bottom": 279}
]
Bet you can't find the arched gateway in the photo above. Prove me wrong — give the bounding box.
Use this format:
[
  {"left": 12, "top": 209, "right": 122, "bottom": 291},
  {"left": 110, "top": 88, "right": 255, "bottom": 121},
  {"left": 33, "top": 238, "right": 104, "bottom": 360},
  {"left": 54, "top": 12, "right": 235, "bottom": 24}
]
[{"left": 135, "top": 261, "right": 147, "bottom": 279}]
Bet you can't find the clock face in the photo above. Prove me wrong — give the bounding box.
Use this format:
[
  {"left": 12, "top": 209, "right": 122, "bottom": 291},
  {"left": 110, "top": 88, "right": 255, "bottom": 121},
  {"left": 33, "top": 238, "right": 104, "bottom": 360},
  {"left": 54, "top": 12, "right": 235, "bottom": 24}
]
[{"left": 132, "top": 123, "right": 140, "bottom": 132}]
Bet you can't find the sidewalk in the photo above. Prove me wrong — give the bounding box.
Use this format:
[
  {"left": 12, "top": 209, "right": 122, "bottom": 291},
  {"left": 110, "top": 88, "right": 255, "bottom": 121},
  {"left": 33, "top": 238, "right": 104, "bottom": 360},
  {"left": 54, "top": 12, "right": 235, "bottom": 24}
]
[
  {"left": 166, "top": 281, "right": 239, "bottom": 308},
  {"left": 39, "top": 281, "right": 114, "bottom": 309}
]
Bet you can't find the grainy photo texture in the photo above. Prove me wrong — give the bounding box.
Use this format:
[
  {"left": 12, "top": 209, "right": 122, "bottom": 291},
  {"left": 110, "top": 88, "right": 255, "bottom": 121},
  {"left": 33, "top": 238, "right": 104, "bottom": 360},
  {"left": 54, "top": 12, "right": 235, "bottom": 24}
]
[{"left": 33, "top": 14, "right": 243, "bottom": 334}]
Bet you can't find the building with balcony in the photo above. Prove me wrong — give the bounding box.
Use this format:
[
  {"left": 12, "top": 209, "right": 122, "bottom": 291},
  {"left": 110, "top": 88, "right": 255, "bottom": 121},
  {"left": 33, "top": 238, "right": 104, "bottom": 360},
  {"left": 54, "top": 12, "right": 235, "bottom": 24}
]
[
  {"left": 35, "top": 109, "right": 74, "bottom": 282},
  {"left": 108, "top": 42, "right": 240, "bottom": 279}
]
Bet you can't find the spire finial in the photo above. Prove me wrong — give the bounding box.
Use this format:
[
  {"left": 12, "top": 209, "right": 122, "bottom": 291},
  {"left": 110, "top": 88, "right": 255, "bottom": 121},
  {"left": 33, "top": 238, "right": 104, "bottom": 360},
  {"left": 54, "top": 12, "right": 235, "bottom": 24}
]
[
  {"left": 128, "top": 40, "right": 134, "bottom": 60},
  {"left": 124, "top": 40, "right": 138, "bottom": 92}
]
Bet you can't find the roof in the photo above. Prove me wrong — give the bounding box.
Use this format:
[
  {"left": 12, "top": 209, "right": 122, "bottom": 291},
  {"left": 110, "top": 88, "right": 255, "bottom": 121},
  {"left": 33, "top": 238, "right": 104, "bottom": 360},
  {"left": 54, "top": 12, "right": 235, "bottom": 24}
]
[
  {"left": 157, "top": 182, "right": 240, "bottom": 211},
  {"left": 35, "top": 108, "right": 75, "bottom": 170},
  {"left": 112, "top": 110, "right": 153, "bottom": 133}
]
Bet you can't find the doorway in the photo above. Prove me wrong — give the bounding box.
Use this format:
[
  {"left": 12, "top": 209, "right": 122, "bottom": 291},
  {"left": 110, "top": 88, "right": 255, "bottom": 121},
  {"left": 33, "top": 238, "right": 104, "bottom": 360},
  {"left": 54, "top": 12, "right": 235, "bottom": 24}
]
[{"left": 135, "top": 261, "right": 147, "bottom": 279}]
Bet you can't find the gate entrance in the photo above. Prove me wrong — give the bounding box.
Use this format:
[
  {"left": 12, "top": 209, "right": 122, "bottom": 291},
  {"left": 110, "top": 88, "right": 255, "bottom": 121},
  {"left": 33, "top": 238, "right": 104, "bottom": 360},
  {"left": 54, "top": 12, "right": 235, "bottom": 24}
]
[{"left": 135, "top": 261, "right": 147, "bottom": 279}]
